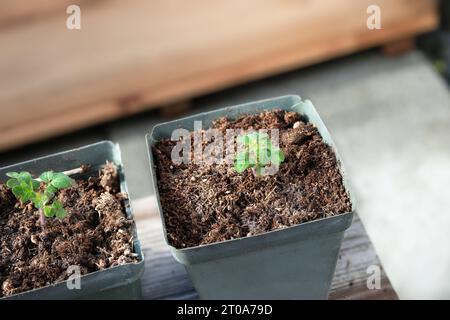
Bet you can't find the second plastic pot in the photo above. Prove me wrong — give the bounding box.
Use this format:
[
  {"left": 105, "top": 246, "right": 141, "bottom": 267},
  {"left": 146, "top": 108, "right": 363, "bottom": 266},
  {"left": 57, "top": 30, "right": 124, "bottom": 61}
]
[
  {"left": 0, "top": 141, "right": 145, "bottom": 300},
  {"left": 147, "top": 95, "right": 355, "bottom": 299}
]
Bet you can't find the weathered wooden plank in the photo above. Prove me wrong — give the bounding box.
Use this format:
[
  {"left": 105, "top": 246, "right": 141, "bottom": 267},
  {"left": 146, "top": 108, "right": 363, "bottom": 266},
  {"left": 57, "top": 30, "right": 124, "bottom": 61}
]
[
  {"left": 133, "top": 196, "right": 398, "bottom": 300},
  {"left": 0, "top": 0, "right": 438, "bottom": 151},
  {"left": 329, "top": 279, "right": 398, "bottom": 300},
  {"left": 382, "top": 37, "right": 416, "bottom": 56}
]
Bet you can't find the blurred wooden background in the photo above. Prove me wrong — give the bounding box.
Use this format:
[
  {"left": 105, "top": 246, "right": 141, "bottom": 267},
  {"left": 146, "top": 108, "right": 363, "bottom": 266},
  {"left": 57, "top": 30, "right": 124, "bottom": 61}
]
[{"left": 0, "top": 0, "right": 438, "bottom": 151}]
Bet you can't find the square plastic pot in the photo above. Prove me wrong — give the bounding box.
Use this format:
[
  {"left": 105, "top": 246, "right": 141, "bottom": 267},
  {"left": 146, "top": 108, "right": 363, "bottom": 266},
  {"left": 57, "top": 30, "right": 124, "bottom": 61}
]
[
  {"left": 0, "top": 141, "right": 145, "bottom": 300},
  {"left": 147, "top": 95, "right": 355, "bottom": 299}
]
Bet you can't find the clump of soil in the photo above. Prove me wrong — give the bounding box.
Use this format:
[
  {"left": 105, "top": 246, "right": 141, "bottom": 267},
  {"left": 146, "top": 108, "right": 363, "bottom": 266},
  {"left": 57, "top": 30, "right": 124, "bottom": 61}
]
[
  {"left": 153, "top": 110, "right": 352, "bottom": 248},
  {"left": 0, "top": 163, "right": 139, "bottom": 298}
]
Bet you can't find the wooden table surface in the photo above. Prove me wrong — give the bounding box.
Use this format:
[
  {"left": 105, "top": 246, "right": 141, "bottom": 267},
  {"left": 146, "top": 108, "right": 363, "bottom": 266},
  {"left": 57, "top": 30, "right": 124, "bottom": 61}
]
[{"left": 132, "top": 196, "right": 398, "bottom": 300}]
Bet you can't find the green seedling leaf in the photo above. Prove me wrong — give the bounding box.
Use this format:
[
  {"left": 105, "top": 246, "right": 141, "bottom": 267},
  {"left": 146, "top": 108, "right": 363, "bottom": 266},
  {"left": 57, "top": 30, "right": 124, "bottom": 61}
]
[
  {"left": 18, "top": 171, "right": 32, "bottom": 183},
  {"left": 11, "top": 185, "right": 23, "bottom": 200},
  {"left": 278, "top": 149, "right": 285, "bottom": 162},
  {"left": 247, "top": 132, "right": 259, "bottom": 146},
  {"left": 257, "top": 132, "right": 269, "bottom": 140},
  {"left": 10, "top": 171, "right": 40, "bottom": 191},
  {"left": 237, "top": 135, "right": 249, "bottom": 145},
  {"left": 234, "top": 152, "right": 249, "bottom": 173},
  {"left": 39, "top": 171, "right": 54, "bottom": 183},
  {"left": 32, "top": 179, "right": 40, "bottom": 191},
  {"left": 258, "top": 148, "right": 271, "bottom": 166},
  {"left": 52, "top": 200, "right": 67, "bottom": 218},
  {"left": 6, "top": 172, "right": 20, "bottom": 179},
  {"left": 44, "top": 200, "right": 66, "bottom": 218},
  {"left": 44, "top": 185, "right": 58, "bottom": 199},
  {"left": 6, "top": 178, "right": 19, "bottom": 188},
  {"left": 5, "top": 170, "right": 73, "bottom": 224},
  {"left": 50, "top": 173, "right": 73, "bottom": 190},
  {"left": 234, "top": 132, "right": 286, "bottom": 176},
  {"left": 271, "top": 149, "right": 285, "bottom": 165},
  {"left": 43, "top": 205, "right": 53, "bottom": 218},
  {"left": 39, "top": 171, "right": 73, "bottom": 190},
  {"left": 234, "top": 160, "right": 249, "bottom": 173},
  {"left": 31, "top": 192, "right": 49, "bottom": 209},
  {"left": 12, "top": 183, "right": 33, "bottom": 203}
]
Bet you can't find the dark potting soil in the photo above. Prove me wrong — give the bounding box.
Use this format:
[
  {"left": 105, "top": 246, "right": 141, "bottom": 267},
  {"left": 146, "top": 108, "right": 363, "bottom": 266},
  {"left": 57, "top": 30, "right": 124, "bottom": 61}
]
[
  {"left": 153, "top": 110, "right": 352, "bottom": 249},
  {"left": 0, "top": 163, "right": 139, "bottom": 297}
]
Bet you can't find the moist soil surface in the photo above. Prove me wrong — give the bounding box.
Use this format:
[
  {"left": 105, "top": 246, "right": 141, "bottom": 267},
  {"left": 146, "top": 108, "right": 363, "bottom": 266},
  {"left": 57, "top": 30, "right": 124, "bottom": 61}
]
[
  {"left": 153, "top": 110, "right": 352, "bottom": 249},
  {"left": 0, "top": 163, "right": 139, "bottom": 298}
]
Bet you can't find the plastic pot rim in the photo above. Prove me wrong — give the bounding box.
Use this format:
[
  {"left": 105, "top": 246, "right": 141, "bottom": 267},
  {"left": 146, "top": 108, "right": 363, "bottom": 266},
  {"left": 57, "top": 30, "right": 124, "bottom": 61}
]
[{"left": 146, "top": 95, "right": 356, "bottom": 261}]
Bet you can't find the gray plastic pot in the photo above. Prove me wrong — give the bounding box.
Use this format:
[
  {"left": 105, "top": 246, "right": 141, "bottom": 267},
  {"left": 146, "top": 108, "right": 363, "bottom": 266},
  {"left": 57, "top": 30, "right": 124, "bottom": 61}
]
[
  {"left": 147, "top": 95, "right": 355, "bottom": 299},
  {"left": 0, "top": 141, "right": 145, "bottom": 300}
]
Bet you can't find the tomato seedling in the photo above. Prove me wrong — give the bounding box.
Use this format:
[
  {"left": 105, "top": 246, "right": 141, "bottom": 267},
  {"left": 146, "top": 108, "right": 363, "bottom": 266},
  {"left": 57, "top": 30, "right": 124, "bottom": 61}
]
[
  {"left": 234, "top": 132, "right": 285, "bottom": 176},
  {"left": 6, "top": 171, "right": 74, "bottom": 226}
]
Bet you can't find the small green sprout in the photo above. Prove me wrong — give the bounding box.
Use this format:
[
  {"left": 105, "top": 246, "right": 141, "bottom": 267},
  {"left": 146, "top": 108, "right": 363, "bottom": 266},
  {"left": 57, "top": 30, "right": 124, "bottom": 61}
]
[
  {"left": 234, "top": 132, "right": 285, "bottom": 176},
  {"left": 6, "top": 170, "right": 74, "bottom": 224}
]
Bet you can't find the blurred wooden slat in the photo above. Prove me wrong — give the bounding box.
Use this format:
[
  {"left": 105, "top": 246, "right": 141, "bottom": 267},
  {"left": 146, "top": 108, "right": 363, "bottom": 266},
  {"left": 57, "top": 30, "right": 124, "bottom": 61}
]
[
  {"left": 0, "top": 0, "right": 83, "bottom": 27},
  {"left": 132, "top": 196, "right": 398, "bottom": 300},
  {"left": 0, "top": 100, "right": 125, "bottom": 149},
  {"left": 0, "top": 0, "right": 438, "bottom": 151},
  {"left": 382, "top": 37, "right": 417, "bottom": 56}
]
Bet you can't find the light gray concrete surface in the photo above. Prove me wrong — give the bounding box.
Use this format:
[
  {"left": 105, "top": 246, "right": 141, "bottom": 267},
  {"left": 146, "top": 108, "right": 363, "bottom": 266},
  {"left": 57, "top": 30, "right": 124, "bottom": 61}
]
[
  {"left": 106, "top": 113, "right": 163, "bottom": 198},
  {"left": 290, "top": 51, "right": 450, "bottom": 299},
  {"left": 2, "top": 50, "right": 450, "bottom": 298}
]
